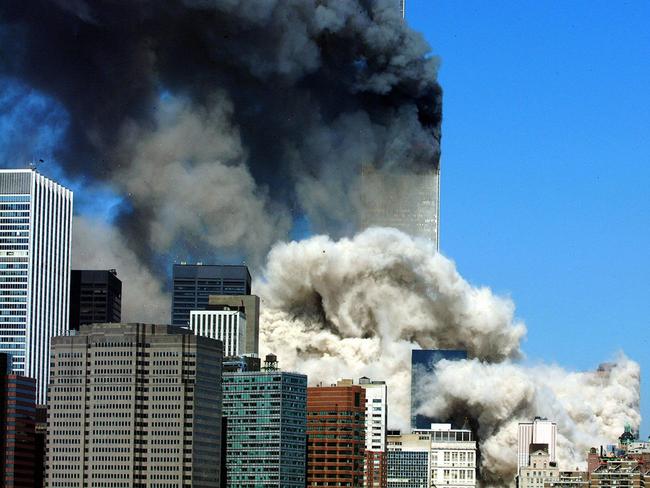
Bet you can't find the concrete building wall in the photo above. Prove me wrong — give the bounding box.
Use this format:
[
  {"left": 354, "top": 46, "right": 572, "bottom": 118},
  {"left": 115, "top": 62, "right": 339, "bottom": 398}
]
[
  {"left": 190, "top": 309, "right": 247, "bottom": 357},
  {"left": 45, "top": 323, "right": 222, "bottom": 488}
]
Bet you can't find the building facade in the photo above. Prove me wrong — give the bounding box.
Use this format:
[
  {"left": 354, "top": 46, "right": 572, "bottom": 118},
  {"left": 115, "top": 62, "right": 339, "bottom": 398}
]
[
  {"left": 208, "top": 295, "right": 260, "bottom": 356},
  {"left": 307, "top": 381, "right": 366, "bottom": 487},
  {"left": 222, "top": 355, "right": 307, "bottom": 487},
  {"left": 69, "top": 269, "right": 122, "bottom": 330},
  {"left": 518, "top": 418, "right": 558, "bottom": 473},
  {"left": 190, "top": 308, "right": 247, "bottom": 357},
  {"left": 360, "top": 377, "right": 388, "bottom": 488},
  {"left": 45, "top": 323, "right": 223, "bottom": 488},
  {"left": 413, "top": 424, "right": 477, "bottom": 488},
  {"left": 359, "top": 166, "right": 440, "bottom": 250},
  {"left": 0, "top": 353, "right": 37, "bottom": 488},
  {"left": 410, "top": 350, "right": 467, "bottom": 430},
  {"left": 517, "top": 446, "right": 559, "bottom": 488},
  {"left": 387, "top": 432, "right": 432, "bottom": 488},
  {"left": 171, "top": 264, "right": 251, "bottom": 327},
  {"left": 0, "top": 169, "right": 73, "bottom": 402}
]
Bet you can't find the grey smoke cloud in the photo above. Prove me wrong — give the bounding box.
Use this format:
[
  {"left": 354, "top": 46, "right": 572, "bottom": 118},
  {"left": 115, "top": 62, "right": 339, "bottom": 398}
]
[{"left": 0, "top": 0, "right": 441, "bottom": 265}]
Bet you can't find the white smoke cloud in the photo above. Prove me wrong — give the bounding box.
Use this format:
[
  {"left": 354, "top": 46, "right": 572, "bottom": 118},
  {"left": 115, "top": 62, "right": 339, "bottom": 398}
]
[
  {"left": 256, "top": 228, "right": 641, "bottom": 486},
  {"left": 72, "top": 216, "right": 169, "bottom": 323}
]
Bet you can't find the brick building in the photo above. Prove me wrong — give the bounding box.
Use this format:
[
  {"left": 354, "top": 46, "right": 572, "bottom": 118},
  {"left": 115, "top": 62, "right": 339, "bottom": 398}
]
[{"left": 307, "top": 381, "right": 366, "bottom": 487}]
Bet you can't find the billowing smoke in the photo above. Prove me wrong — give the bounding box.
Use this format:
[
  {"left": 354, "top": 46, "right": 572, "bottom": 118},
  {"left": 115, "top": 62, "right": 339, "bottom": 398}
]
[
  {"left": 258, "top": 228, "right": 641, "bottom": 486},
  {"left": 0, "top": 0, "right": 441, "bottom": 266}
]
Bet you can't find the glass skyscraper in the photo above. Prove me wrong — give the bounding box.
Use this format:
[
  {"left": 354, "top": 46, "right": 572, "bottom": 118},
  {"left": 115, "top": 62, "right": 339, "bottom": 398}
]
[
  {"left": 222, "top": 358, "right": 307, "bottom": 487},
  {"left": 0, "top": 169, "right": 72, "bottom": 402},
  {"left": 410, "top": 349, "right": 467, "bottom": 430},
  {"left": 171, "top": 263, "right": 251, "bottom": 327}
]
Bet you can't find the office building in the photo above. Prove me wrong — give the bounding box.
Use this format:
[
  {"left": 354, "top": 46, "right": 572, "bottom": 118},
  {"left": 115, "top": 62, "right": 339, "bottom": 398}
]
[
  {"left": 45, "top": 323, "right": 223, "bottom": 488},
  {"left": 34, "top": 405, "right": 47, "bottom": 488},
  {"left": 307, "top": 380, "right": 366, "bottom": 487},
  {"left": 518, "top": 418, "right": 558, "bottom": 473},
  {"left": 0, "top": 352, "right": 37, "bottom": 488},
  {"left": 222, "top": 354, "right": 307, "bottom": 487},
  {"left": 171, "top": 263, "right": 251, "bottom": 327},
  {"left": 517, "top": 445, "right": 559, "bottom": 488},
  {"left": 413, "top": 423, "right": 477, "bottom": 488},
  {"left": 69, "top": 269, "right": 122, "bottom": 330},
  {"left": 190, "top": 308, "right": 247, "bottom": 357},
  {"left": 0, "top": 169, "right": 73, "bottom": 402},
  {"left": 589, "top": 459, "right": 646, "bottom": 488},
  {"left": 410, "top": 349, "right": 467, "bottom": 429},
  {"left": 544, "top": 472, "right": 589, "bottom": 488},
  {"left": 387, "top": 431, "right": 431, "bottom": 488},
  {"left": 360, "top": 377, "right": 388, "bottom": 488},
  {"left": 359, "top": 165, "right": 440, "bottom": 249},
  {"left": 208, "top": 295, "right": 260, "bottom": 356}
]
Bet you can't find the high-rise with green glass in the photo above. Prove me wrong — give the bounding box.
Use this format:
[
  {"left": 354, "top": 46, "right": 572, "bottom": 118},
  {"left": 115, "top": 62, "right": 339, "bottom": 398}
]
[{"left": 222, "top": 354, "right": 307, "bottom": 487}]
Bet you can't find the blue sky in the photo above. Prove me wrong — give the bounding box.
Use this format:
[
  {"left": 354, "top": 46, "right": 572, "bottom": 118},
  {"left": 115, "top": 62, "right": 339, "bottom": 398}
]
[{"left": 406, "top": 0, "right": 650, "bottom": 435}]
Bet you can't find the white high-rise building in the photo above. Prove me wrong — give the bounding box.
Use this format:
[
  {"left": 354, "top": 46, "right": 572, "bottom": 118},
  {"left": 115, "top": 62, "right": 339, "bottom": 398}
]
[
  {"left": 359, "top": 377, "right": 388, "bottom": 488},
  {"left": 518, "top": 417, "right": 558, "bottom": 473},
  {"left": 190, "top": 307, "right": 247, "bottom": 357},
  {"left": 0, "top": 169, "right": 72, "bottom": 402},
  {"left": 413, "top": 423, "right": 478, "bottom": 488}
]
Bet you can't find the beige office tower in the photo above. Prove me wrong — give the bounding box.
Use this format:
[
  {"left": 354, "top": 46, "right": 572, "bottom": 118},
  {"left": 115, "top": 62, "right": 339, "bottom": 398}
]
[
  {"left": 360, "top": 165, "right": 440, "bottom": 250},
  {"left": 45, "top": 323, "right": 222, "bottom": 488},
  {"left": 208, "top": 294, "right": 259, "bottom": 355}
]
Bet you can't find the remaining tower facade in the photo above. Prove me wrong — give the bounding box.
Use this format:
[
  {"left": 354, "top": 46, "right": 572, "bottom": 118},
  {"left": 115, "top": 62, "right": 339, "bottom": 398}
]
[
  {"left": 0, "top": 169, "right": 73, "bottom": 402},
  {"left": 222, "top": 355, "right": 307, "bottom": 487},
  {"left": 45, "top": 323, "right": 223, "bottom": 488},
  {"left": 69, "top": 269, "right": 122, "bottom": 330},
  {"left": 171, "top": 263, "right": 251, "bottom": 327},
  {"left": 307, "top": 380, "right": 366, "bottom": 487}
]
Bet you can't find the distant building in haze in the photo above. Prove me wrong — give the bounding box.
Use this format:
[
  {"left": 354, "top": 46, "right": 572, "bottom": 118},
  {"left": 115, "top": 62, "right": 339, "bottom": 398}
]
[
  {"left": 0, "top": 169, "right": 73, "bottom": 403},
  {"left": 0, "top": 352, "right": 37, "bottom": 488},
  {"left": 222, "top": 354, "right": 307, "bottom": 487},
  {"left": 359, "top": 377, "right": 388, "bottom": 488},
  {"left": 411, "top": 349, "right": 467, "bottom": 429},
  {"left": 69, "top": 269, "right": 122, "bottom": 330},
  {"left": 518, "top": 418, "right": 558, "bottom": 474},
  {"left": 307, "top": 380, "right": 366, "bottom": 487},
  {"left": 45, "top": 323, "right": 223, "bottom": 487},
  {"left": 171, "top": 263, "right": 251, "bottom": 327}
]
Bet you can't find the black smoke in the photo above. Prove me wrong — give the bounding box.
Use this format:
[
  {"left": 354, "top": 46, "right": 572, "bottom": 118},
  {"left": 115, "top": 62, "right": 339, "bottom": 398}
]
[{"left": 0, "top": 0, "right": 442, "bottom": 268}]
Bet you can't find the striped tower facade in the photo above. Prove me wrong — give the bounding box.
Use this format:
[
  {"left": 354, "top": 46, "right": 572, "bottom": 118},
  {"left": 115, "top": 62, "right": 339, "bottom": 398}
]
[{"left": 0, "top": 169, "right": 73, "bottom": 403}]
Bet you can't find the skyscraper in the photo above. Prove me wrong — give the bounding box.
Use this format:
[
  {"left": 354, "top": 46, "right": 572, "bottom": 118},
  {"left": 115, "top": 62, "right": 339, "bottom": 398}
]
[
  {"left": 208, "top": 294, "right": 260, "bottom": 356},
  {"left": 0, "top": 169, "right": 73, "bottom": 402},
  {"left": 171, "top": 263, "right": 251, "bottom": 327},
  {"left": 307, "top": 380, "right": 366, "bottom": 487},
  {"left": 45, "top": 323, "right": 223, "bottom": 487},
  {"left": 359, "top": 377, "right": 388, "bottom": 488},
  {"left": 518, "top": 418, "right": 558, "bottom": 473},
  {"left": 222, "top": 354, "right": 307, "bottom": 487},
  {"left": 190, "top": 307, "right": 247, "bottom": 357},
  {"left": 69, "top": 269, "right": 122, "bottom": 330},
  {"left": 410, "top": 349, "right": 467, "bottom": 430}
]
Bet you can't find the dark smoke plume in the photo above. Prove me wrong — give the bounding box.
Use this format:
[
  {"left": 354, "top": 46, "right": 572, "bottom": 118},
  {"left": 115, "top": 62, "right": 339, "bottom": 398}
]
[{"left": 0, "top": 0, "right": 441, "bottom": 267}]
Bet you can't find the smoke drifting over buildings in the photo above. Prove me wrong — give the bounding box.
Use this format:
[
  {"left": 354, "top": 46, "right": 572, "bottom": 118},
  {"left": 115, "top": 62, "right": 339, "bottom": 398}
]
[
  {"left": 258, "top": 229, "right": 641, "bottom": 486},
  {"left": 0, "top": 0, "right": 441, "bottom": 266},
  {"left": 0, "top": 2, "right": 642, "bottom": 486}
]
